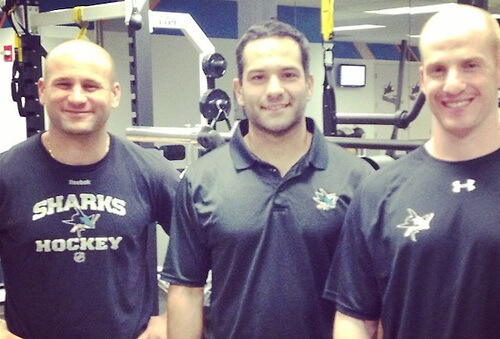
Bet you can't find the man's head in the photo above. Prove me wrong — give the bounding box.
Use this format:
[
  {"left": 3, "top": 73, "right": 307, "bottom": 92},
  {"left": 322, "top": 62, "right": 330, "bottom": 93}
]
[
  {"left": 236, "top": 20, "right": 311, "bottom": 81},
  {"left": 38, "top": 39, "right": 121, "bottom": 137},
  {"left": 233, "top": 20, "right": 313, "bottom": 137},
  {"left": 419, "top": 4, "right": 500, "bottom": 139}
]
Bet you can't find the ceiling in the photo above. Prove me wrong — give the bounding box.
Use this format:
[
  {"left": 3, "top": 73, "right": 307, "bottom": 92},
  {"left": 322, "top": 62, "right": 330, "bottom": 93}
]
[{"left": 277, "top": 0, "right": 500, "bottom": 44}]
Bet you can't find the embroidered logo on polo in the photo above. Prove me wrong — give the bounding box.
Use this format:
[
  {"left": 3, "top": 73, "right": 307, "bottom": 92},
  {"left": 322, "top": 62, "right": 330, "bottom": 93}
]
[
  {"left": 451, "top": 179, "right": 475, "bottom": 193},
  {"left": 33, "top": 193, "right": 125, "bottom": 263},
  {"left": 396, "top": 208, "right": 434, "bottom": 242},
  {"left": 313, "top": 188, "right": 338, "bottom": 211}
]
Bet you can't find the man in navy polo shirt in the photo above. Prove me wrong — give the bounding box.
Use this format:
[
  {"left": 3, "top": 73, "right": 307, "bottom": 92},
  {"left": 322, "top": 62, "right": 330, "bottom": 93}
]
[{"left": 163, "top": 20, "right": 372, "bottom": 338}]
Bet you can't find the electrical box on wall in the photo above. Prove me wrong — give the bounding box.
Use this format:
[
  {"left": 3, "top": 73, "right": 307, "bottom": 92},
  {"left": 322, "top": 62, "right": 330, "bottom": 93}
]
[{"left": 3, "top": 45, "right": 13, "bottom": 62}]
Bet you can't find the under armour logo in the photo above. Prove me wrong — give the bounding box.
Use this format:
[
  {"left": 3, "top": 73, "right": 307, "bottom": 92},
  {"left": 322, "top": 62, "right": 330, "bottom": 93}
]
[{"left": 452, "top": 179, "right": 475, "bottom": 193}]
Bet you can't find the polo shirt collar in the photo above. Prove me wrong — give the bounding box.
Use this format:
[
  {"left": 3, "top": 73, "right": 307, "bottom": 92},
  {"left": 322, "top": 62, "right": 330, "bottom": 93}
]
[
  {"left": 305, "top": 117, "right": 329, "bottom": 170},
  {"left": 230, "top": 117, "right": 329, "bottom": 171}
]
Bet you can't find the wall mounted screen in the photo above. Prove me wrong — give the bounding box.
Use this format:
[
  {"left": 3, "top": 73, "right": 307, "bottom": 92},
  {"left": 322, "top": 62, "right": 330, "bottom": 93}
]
[{"left": 337, "top": 64, "right": 366, "bottom": 87}]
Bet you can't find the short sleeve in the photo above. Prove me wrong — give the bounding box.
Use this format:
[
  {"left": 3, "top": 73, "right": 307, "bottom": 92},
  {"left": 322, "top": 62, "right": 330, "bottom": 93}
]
[
  {"left": 161, "top": 175, "right": 210, "bottom": 287},
  {"left": 323, "top": 185, "right": 382, "bottom": 320}
]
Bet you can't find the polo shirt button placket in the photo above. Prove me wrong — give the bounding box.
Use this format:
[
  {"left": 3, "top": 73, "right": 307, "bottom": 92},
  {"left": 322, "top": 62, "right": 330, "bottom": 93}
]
[{"left": 267, "top": 167, "right": 280, "bottom": 179}]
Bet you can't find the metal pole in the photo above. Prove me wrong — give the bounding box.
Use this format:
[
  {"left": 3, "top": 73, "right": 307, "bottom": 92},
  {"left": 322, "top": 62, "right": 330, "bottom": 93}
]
[
  {"left": 95, "top": 20, "right": 104, "bottom": 46},
  {"left": 128, "top": 0, "right": 153, "bottom": 127}
]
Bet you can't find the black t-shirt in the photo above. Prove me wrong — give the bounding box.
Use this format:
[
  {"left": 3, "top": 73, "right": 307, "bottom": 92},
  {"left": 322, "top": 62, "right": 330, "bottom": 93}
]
[
  {"left": 325, "top": 147, "right": 500, "bottom": 339},
  {"left": 0, "top": 134, "right": 179, "bottom": 338}
]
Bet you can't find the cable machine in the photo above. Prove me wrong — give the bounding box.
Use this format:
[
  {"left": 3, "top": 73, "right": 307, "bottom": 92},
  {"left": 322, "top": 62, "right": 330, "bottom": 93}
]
[{"left": 2, "top": 0, "right": 219, "bottom": 140}]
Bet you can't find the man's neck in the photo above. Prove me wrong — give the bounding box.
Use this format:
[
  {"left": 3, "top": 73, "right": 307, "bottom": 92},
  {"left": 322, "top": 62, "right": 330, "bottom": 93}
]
[
  {"left": 425, "top": 121, "right": 500, "bottom": 161},
  {"left": 244, "top": 120, "right": 312, "bottom": 177},
  {"left": 42, "top": 130, "right": 110, "bottom": 165}
]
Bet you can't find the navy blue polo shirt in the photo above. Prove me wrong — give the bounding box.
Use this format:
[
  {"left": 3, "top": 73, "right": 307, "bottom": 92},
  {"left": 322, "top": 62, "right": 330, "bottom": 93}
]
[{"left": 163, "top": 118, "right": 372, "bottom": 338}]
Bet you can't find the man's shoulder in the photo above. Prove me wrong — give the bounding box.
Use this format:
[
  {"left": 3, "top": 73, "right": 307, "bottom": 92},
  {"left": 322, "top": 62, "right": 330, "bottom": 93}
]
[
  {"left": 0, "top": 135, "right": 39, "bottom": 166},
  {"left": 358, "top": 148, "right": 425, "bottom": 192},
  {"left": 113, "top": 136, "right": 171, "bottom": 164},
  {"left": 324, "top": 141, "right": 363, "bottom": 161},
  {"left": 111, "top": 135, "right": 180, "bottom": 178},
  {"left": 322, "top": 140, "right": 374, "bottom": 174},
  {"left": 182, "top": 143, "right": 232, "bottom": 179}
]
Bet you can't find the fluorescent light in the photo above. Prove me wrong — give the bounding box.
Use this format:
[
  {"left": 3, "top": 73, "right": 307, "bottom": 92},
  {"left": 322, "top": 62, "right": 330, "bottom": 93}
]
[
  {"left": 334, "top": 24, "right": 385, "bottom": 32},
  {"left": 493, "top": 14, "right": 500, "bottom": 19},
  {"left": 366, "top": 3, "right": 455, "bottom": 15}
]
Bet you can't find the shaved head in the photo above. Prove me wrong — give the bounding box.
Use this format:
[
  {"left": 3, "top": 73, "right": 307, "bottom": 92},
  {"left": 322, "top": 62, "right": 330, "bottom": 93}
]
[
  {"left": 417, "top": 4, "right": 500, "bottom": 158},
  {"left": 37, "top": 39, "right": 121, "bottom": 140},
  {"left": 419, "top": 4, "right": 500, "bottom": 63},
  {"left": 44, "top": 39, "right": 116, "bottom": 84}
]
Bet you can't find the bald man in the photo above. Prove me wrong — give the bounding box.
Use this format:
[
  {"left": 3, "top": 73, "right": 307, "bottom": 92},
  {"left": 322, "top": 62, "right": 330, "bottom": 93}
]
[
  {"left": 0, "top": 39, "right": 179, "bottom": 338},
  {"left": 324, "top": 4, "right": 500, "bottom": 338}
]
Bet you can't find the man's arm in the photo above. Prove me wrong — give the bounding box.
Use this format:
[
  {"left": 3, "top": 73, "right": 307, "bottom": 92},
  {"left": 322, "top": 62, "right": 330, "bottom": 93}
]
[
  {"left": 0, "top": 320, "right": 22, "bottom": 339},
  {"left": 167, "top": 284, "right": 204, "bottom": 339},
  {"left": 136, "top": 314, "right": 166, "bottom": 339},
  {"left": 333, "top": 311, "right": 379, "bottom": 339}
]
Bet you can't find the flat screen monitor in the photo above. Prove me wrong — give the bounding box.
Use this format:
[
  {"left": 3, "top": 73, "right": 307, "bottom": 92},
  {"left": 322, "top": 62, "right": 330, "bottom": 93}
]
[{"left": 337, "top": 64, "right": 366, "bottom": 87}]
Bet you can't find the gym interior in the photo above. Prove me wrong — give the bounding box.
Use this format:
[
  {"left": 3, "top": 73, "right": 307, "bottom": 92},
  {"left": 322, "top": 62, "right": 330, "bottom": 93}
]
[{"left": 0, "top": 0, "right": 498, "bottom": 319}]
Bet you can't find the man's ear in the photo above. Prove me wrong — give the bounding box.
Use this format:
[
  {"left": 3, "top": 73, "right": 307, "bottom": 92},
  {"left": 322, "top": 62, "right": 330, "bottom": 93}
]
[
  {"left": 233, "top": 78, "right": 245, "bottom": 106},
  {"left": 306, "top": 74, "right": 314, "bottom": 101},
  {"left": 38, "top": 78, "right": 46, "bottom": 105},
  {"left": 496, "top": 52, "right": 500, "bottom": 89},
  {"left": 419, "top": 66, "right": 428, "bottom": 96},
  {"left": 110, "top": 82, "right": 121, "bottom": 109}
]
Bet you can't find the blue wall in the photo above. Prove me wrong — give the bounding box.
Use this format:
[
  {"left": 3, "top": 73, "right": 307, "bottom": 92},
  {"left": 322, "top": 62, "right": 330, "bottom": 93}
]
[{"left": 5, "top": 0, "right": 417, "bottom": 60}]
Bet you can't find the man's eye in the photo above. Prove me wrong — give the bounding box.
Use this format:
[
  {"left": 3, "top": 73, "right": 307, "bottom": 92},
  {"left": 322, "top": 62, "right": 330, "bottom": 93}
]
[
  {"left": 464, "top": 62, "right": 479, "bottom": 71},
  {"left": 55, "top": 82, "right": 72, "bottom": 89},
  {"left": 282, "top": 72, "right": 298, "bottom": 79},
  {"left": 250, "top": 74, "right": 265, "bottom": 81},
  {"left": 429, "top": 66, "right": 445, "bottom": 76},
  {"left": 84, "top": 84, "right": 99, "bottom": 91}
]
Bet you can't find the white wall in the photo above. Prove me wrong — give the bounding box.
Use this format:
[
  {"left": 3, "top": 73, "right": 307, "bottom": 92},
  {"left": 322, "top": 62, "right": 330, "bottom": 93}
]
[{"left": 0, "top": 30, "right": 26, "bottom": 153}]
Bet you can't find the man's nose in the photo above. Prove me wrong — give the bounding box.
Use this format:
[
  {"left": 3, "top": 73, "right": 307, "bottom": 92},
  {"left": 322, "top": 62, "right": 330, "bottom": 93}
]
[
  {"left": 68, "top": 85, "right": 87, "bottom": 103},
  {"left": 266, "top": 75, "right": 284, "bottom": 100},
  {"left": 443, "top": 69, "right": 466, "bottom": 95}
]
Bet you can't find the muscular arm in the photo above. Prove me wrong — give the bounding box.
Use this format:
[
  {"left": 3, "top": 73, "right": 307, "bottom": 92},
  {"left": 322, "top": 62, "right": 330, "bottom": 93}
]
[
  {"left": 333, "top": 311, "right": 379, "bottom": 339},
  {"left": 167, "top": 284, "right": 204, "bottom": 339}
]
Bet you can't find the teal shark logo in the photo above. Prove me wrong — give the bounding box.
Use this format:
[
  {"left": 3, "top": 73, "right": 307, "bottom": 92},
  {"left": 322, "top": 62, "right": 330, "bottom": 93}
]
[
  {"left": 63, "top": 208, "right": 100, "bottom": 238},
  {"left": 313, "top": 188, "right": 338, "bottom": 211}
]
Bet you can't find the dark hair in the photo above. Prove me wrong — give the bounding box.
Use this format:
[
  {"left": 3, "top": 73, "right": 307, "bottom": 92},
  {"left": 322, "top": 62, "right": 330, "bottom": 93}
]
[{"left": 236, "top": 19, "right": 310, "bottom": 81}]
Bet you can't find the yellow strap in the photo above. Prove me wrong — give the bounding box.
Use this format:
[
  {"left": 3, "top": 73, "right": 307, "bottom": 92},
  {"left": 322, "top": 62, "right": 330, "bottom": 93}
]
[
  {"left": 321, "top": 0, "right": 334, "bottom": 41},
  {"left": 73, "top": 6, "right": 88, "bottom": 39},
  {"left": 14, "top": 34, "right": 22, "bottom": 62},
  {"left": 6, "top": 4, "right": 17, "bottom": 16}
]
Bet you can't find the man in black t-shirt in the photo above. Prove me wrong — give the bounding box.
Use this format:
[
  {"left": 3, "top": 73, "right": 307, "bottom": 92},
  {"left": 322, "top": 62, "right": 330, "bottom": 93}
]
[{"left": 326, "top": 5, "right": 500, "bottom": 338}]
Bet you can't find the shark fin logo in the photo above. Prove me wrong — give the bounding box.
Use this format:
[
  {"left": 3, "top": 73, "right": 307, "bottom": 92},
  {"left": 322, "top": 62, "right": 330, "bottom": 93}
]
[
  {"left": 62, "top": 208, "right": 100, "bottom": 262},
  {"left": 396, "top": 208, "right": 434, "bottom": 242},
  {"left": 313, "top": 188, "right": 338, "bottom": 211},
  {"left": 63, "top": 208, "right": 100, "bottom": 237}
]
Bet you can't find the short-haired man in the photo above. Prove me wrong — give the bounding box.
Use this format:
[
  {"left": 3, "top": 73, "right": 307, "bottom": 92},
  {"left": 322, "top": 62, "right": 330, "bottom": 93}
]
[
  {"left": 325, "top": 5, "right": 500, "bottom": 338},
  {"left": 0, "top": 39, "right": 179, "bottom": 338},
  {"left": 163, "top": 20, "right": 372, "bottom": 338}
]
